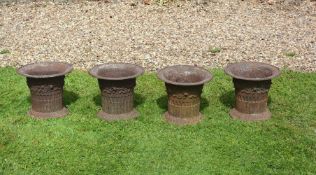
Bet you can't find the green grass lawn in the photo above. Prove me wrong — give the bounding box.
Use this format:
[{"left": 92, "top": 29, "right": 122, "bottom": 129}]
[{"left": 0, "top": 67, "right": 316, "bottom": 174}]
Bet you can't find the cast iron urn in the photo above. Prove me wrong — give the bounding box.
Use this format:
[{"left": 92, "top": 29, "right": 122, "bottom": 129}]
[
  {"left": 158, "top": 65, "right": 212, "bottom": 125},
  {"left": 89, "top": 63, "right": 144, "bottom": 121},
  {"left": 224, "top": 62, "right": 280, "bottom": 121},
  {"left": 17, "top": 62, "right": 73, "bottom": 118}
]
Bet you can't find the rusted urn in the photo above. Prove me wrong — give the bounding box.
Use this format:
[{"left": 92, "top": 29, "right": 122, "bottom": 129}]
[
  {"left": 224, "top": 62, "right": 280, "bottom": 121},
  {"left": 158, "top": 65, "right": 212, "bottom": 125},
  {"left": 89, "top": 63, "right": 144, "bottom": 121},
  {"left": 17, "top": 62, "right": 73, "bottom": 118}
]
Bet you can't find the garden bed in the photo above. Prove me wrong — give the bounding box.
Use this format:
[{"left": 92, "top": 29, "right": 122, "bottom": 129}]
[{"left": 0, "top": 0, "right": 316, "bottom": 71}]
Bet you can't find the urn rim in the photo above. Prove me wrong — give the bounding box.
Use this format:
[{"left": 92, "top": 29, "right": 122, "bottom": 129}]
[
  {"left": 89, "top": 63, "right": 144, "bottom": 80},
  {"left": 17, "top": 61, "right": 73, "bottom": 78},
  {"left": 157, "top": 65, "right": 212, "bottom": 86},
  {"left": 224, "top": 62, "right": 280, "bottom": 81}
]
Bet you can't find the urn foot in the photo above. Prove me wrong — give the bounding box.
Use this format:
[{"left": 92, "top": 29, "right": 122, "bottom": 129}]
[
  {"left": 229, "top": 108, "right": 271, "bottom": 121},
  {"left": 164, "top": 112, "right": 203, "bottom": 125},
  {"left": 97, "top": 109, "right": 139, "bottom": 121},
  {"left": 28, "top": 107, "right": 68, "bottom": 119}
]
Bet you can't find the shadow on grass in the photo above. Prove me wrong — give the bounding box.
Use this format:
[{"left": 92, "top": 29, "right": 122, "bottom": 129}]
[
  {"left": 156, "top": 95, "right": 210, "bottom": 111},
  {"left": 27, "top": 90, "right": 79, "bottom": 106},
  {"left": 64, "top": 90, "right": 79, "bottom": 106},
  {"left": 220, "top": 90, "right": 235, "bottom": 108},
  {"left": 93, "top": 93, "right": 145, "bottom": 108}
]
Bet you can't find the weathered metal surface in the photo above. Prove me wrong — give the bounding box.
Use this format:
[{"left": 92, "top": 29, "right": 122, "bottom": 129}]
[
  {"left": 224, "top": 62, "right": 280, "bottom": 81},
  {"left": 89, "top": 63, "right": 144, "bottom": 121},
  {"left": 224, "top": 62, "right": 280, "bottom": 121},
  {"left": 17, "top": 62, "right": 73, "bottom": 118},
  {"left": 166, "top": 83, "right": 202, "bottom": 118},
  {"left": 158, "top": 65, "right": 212, "bottom": 125},
  {"left": 99, "top": 79, "right": 135, "bottom": 114}
]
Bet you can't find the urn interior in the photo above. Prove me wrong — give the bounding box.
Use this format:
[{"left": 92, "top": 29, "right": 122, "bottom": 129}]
[
  {"left": 18, "top": 62, "right": 73, "bottom": 78},
  {"left": 89, "top": 63, "right": 144, "bottom": 80},
  {"left": 224, "top": 62, "right": 280, "bottom": 81},
  {"left": 158, "top": 65, "right": 212, "bottom": 86}
]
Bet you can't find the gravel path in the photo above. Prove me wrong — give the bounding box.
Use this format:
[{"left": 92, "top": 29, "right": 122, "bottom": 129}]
[{"left": 1, "top": 0, "right": 315, "bottom": 71}]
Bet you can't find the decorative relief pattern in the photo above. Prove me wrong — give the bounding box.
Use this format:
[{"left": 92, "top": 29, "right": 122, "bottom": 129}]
[
  {"left": 233, "top": 78, "right": 271, "bottom": 114},
  {"left": 166, "top": 83, "right": 202, "bottom": 118},
  {"left": 234, "top": 78, "right": 271, "bottom": 94},
  {"left": 102, "top": 87, "right": 133, "bottom": 96},
  {"left": 98, "top": 79, "right": 136, "bottom": 114},
  {"left": 27, "top": 76, "right": 65, "bottom": 113},
  {"left": 30, "top": 85, "right": 62, "bottom": 95}
]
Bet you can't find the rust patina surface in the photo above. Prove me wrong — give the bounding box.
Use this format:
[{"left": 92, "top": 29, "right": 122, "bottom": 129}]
[
  {"left": 158, "top": 65, "right": 212, "bottom": 125},
  {"left": 17, "top": 62, "right": 73, "bottom": 118},
  {"left": 224, "top": 62, "right": 280, "bottom": 121},
  {"left": 89, "top": 63, "right": 144, "bottom": 121}
]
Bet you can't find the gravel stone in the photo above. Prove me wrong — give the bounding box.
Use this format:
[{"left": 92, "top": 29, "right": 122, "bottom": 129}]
[{"left": 0, "top": 0, "right": 315, "bottom": 71}]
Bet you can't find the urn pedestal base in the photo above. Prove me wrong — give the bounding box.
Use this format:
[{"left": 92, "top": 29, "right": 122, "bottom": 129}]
[
  {"left": 224, "top": 62, "right": 280, "bottom": 121},
  {"left": 28, "top": 107, "right": 68, "bottom": 119},
  {"left": 17, "top": 62, "right": 73, "bottom": 119},
  {"left": 98, "top": 109, "right": 139, "bottom": 121},
  {"left": 157, "top": 65, "right": 212, "bottom": 125},
  {"left": 229, "top": 108, "right": 271, "bottom": 121},
  {"left": 89, "top": 63, "right": 144, "bottom": 121},
  {"left": 164, "top": 112, "right": 203, "bottom": 125}
]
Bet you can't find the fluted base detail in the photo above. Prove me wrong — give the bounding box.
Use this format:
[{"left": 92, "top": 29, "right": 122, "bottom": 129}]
[
  {"left": 28, "top": 107, "right": 68, "bottom": 119},
  {"left": 164, "top": 112, "right": 202, "bottom": 125},
  {"left": 229, "top": 108, "right": 271, "bottom": 121},
  {"left": 97, "top": 109, "right": 139, "bottom": 121}
]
